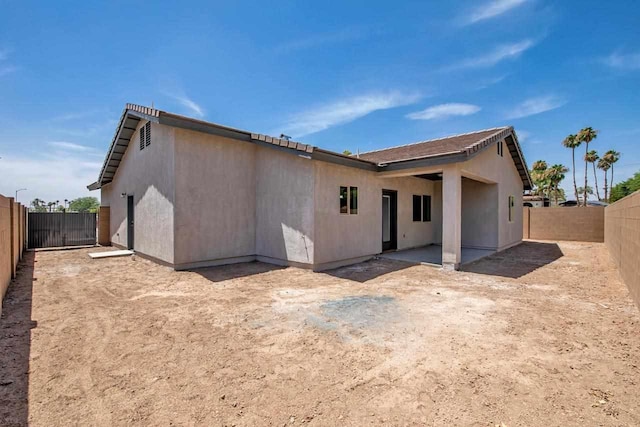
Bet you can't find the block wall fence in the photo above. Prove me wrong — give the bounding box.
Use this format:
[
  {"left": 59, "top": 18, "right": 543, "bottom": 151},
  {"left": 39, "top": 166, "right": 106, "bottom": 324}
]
[{"left": 0, "top": 194, "right": 27, "bottom": 316}]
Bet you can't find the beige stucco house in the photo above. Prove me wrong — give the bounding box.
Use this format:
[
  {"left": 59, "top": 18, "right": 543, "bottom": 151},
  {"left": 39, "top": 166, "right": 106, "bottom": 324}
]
[{"left": 88, "top": 103, "right": 532, "bottom": 271}]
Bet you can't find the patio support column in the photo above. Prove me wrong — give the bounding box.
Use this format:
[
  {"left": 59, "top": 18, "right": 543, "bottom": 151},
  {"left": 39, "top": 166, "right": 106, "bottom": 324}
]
[{"left": 442, "top": 164, "right": 461, "bottom": 270}]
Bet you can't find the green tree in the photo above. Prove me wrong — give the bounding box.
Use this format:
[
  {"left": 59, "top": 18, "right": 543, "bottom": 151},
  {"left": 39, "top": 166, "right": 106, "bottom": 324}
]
[
  {"left": 547, "top": 164, "right": 569, "bottom": 205},
  {"left": 584, "top": 150, "right": 600, "bottom": 200},
  {"left": 603, "top": 150, "right": 621, "bottom": 199},
  {"left": 530, "top": 160, "right": 550, "bottom": 198},
  {"left": 342, "top": 150, "right": 352, "bottom": 156},
  {"left": 562, "top": 134, "right": 581, "bottom": 203},
  {"left": 577, "top": 127, "right": 598, "bottom": 206},
  {"left": 609, "top": 171, "right": 640, "bottom": 203},
  {"left": 597, "top": 158, "right": 611, "bottom": 202},
  {"left": 576, "top": 186, "right": 594, "bottom": 204},
  {"left": 68, "top": 197, "right": 100, "bottom": 213},
  {"left": 30, "top": 198, "right": 47, "bottom": 212}
]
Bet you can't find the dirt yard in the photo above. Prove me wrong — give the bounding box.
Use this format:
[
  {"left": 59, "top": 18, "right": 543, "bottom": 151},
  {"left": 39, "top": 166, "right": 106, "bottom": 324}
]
[{"left": 1, "top": 241, "right": 638, "bottom": 426}]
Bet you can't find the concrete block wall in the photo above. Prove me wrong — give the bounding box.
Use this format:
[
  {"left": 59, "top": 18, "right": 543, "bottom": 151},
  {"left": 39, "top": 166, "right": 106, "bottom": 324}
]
[
  {"left": 98, "top": 206, "right": 111, "bottom": 246},
  {"left": 523, "top": 207, "right": 604, "bottom": 242},
  {"left": 0, "top": 194, "right": 27, "bottom": 316},
  {"left": 605, "top": 191, "right": 640, "bottom": 309}
]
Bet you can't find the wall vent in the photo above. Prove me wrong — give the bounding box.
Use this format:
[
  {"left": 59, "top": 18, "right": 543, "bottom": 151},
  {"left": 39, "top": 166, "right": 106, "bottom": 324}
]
[
  {"left": 145, "top": 121, "right": 151, "bottom": 146},
  {"left": 139, "top": 125, "right": 145, "bottom": 150}
]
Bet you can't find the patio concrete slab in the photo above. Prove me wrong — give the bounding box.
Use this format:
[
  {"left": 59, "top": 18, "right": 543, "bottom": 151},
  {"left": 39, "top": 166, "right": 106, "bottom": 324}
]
[
  {"left": 88, "top": 249, "right": 134, "bottom": 259},
  {"left": 380, "top": 245, "right": 494, "bottom": 266}
]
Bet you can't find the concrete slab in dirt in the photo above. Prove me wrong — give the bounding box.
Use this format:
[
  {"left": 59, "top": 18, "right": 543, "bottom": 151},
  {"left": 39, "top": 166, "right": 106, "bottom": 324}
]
[
  {"left": 381, "top": 245, "right": 494, "bottom": 265},
  {"left": 88, "top": 250, "right": 134, "bottom": 259}
]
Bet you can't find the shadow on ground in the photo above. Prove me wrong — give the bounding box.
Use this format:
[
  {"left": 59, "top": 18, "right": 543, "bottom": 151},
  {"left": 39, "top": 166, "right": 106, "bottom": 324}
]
[
  {"left": 461, "top": 241, "right": 564, "bottom": 279},
  {"left": 0, "top": 251, "right": 36, "bottom": 427},
  {"left": 192, "top": 261, "right": 285, "bottom": 283},
  {"left": 322, "top": 258, "right": 414, "bottom": 283}
]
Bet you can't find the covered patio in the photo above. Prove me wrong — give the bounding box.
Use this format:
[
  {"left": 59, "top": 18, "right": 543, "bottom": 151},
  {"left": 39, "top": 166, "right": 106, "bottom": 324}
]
[
  {"left": 358, "top": 127, "right": 532, "bottom": 270},
  {"left": 380, "top": 244, "right": 495, "bottom": 266}
]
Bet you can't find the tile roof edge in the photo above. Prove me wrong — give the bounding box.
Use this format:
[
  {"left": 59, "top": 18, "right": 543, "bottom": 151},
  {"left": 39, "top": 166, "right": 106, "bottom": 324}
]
[{"left": 357, "top": 126, "right": 510, "bottom": 156}]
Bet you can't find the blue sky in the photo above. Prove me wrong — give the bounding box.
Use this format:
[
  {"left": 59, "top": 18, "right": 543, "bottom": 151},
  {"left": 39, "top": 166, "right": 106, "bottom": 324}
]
[{"left": 1, "top": 0, "right": 639, "bottom": 203}]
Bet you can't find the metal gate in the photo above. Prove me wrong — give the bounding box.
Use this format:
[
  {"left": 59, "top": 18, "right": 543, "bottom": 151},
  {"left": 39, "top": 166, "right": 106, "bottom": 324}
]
[{"left": 28, "top": 212, "right": 97, "bottom": 248}]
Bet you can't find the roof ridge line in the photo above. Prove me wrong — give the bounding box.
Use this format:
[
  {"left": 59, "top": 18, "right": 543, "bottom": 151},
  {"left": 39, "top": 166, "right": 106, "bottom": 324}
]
[
  {"left": 357, "top": 126, "right": 510, "bottom": 156},
  {"left": 463, "top": 126, "right": 512, "bottom": 150}
]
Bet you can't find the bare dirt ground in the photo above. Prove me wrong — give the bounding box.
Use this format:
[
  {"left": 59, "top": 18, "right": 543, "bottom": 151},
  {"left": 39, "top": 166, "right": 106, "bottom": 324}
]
[{"left": 1, "top": 241, "right": 639, "bottom": 426}]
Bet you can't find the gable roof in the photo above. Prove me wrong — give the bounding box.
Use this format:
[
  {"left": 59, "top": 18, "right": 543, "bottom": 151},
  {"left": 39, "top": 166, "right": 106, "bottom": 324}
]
[
  {"left": 88, "top": 103, "right": 331, "bottom": 190},
  {"left": 357, "top": 126, "right": 532, "bottom": 189},
  {"left": 358, "top": 127, "right": 507, "bottom": 163},
  {"left": 88, "top": 104, "right": 531, "bottom": 190}
]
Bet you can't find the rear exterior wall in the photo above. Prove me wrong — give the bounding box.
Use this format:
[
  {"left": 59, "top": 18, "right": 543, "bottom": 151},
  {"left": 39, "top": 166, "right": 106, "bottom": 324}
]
[
  {"left": 172, "top": 129, "right": 257, "bottom": 268},
  {"left": 461, "top": 142, "right": 524, "bottom": 251},
  {"left": 100, "top": 122, "right": 176, "bottom": 264},
  {"left": 313, "top": 161, "right": 439, "bottom": 268},
  {"left": 255, "top": 147, "right": 315, "bottom": 266},
  {"left": 461, "top": 178, "right": 499, "bottom": 249}
]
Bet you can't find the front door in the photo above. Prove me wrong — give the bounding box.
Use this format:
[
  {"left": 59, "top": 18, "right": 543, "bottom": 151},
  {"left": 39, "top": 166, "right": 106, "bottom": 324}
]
[
  {"left": 382, "top": 190, "right": 397, "bottom": 251},
  {"left": 127, "top": 195, "right": 134, "bottom": 250}
]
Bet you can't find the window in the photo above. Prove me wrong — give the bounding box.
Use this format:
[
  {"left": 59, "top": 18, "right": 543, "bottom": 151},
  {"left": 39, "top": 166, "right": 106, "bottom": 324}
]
[
  {"left": 497, "top": 140, "right": 504, "bottom": 157},
  {"left": 139, "top": 126, "right": 145, "bottom": 150},
  {"left": 508, "top": 195, "right": 514, "bottom": 222},
  {"left": 340, "top": 186, "right": 348, "bottom": 214},
  {"left": 350, "top": 187, "right": 358, "bottom": 214},
  {"left": 145, "top": 121, "right": 151, "bottom": 146},
  {"left": 422, "top": 195, "right": 431, "bottom": 222},
  {"left": 413, "top": 195, "right": 431, "bottom": 222},
  {"left": 413, "top": 195, "right": 421, "bottom": 221},
  {"left": 339, "top": 186, "right": 358, "bottom": 215}
]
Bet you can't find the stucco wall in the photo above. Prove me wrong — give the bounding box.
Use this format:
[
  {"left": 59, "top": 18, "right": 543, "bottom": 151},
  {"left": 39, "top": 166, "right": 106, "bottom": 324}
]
[
  {"left": 100, "top": 122, "right": 176, "bottom": 263},
  {"left": 461, "top": 178, "right": 498, "bottom": 249},
  {"left": 173, "top": 128, "right": 256, "bottom": 267},
  {"left": 313, "top": 161, "right": 437, "bottom": 266},
  {"left": 524, "top": 207, "right": 604, "bottom": 242},
  {"left": 605, "top": 191, "right": 640, "bottom": 309},
  {"left": 461, "top": 142, "right": 524, "bottom": 250},
  {"left": 256, "top": 147, "right": 314, "bottom": 265}
]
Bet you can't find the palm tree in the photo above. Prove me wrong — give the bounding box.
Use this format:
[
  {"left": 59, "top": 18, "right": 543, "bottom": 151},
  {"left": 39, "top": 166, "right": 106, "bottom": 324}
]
[
  {"left": 597, "top": 158, "right": 611, "bottom": 202},
  {"left": 562, "top": 134, "right": 581, "bottom": 203},
  {"left": 603, "top": 150, "right": 621, "bottom": 199},
  {"left": 547, "top": 164, "right": 569, "bottom": 205},
  {"left": 576, "top": 186, "right": 594, "bottom": 204},
  {"left": 531, "top": 160, "right": 549, "bottom": 199},
  {"left": 584, "top": 150, "right": 601, "bottom": 200},
  {"left": 577, "top": 127, "right": 598, "bottom": 206}
]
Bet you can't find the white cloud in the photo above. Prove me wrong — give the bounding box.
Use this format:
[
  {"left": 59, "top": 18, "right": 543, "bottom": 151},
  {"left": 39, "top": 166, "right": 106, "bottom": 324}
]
[
  {"left": 448, "top": 39, "right": 535, "bottom": 69},
  {"left": 163, "top": 91, "right": 205, "bottom": 118},
  {"left": 0, "top": 150, "right": 102, "bottom": 204},
  {"left": 476, "top": 74, "right": 508, "bottom": 90},
  {"left": 0, "top": 66, "right": 16, "bottom": 77},
  {"left": 406, "top": 103, "right": 481, "bottom": 120},
  {"left": 507, "top": 95, "right": 566, "bottom": 119},
  {"left": 0, "top": 49, "right": 16, "bottom": 77},
  {"left": 48, "top": 141, "right": 98, "bottom": 152},
  {"left": 515, "top": 129, "right": 530, "bottom": 141},
  {"left": 602, "top": 51, "right": 640, "bottom": 70},
  {"left": 463, "top": 0, "right": 529, "bottom": 24},
  {"left": 280, "top": 91, "right": 422, "bottom": 137}
]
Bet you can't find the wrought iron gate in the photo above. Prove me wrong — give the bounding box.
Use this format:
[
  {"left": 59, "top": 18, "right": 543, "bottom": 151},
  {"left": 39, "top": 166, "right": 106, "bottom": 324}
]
[{"left": 27, "top": 212, "right": 97, "bottom": 248}]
